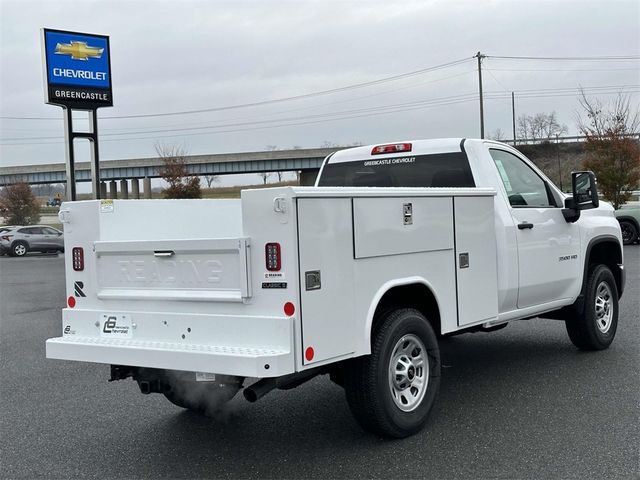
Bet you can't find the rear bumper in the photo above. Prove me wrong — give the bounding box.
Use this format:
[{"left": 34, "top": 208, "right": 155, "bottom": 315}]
[
  {"left": 46, "top": 336, "right": 292, "bottom": 377},
  {"left": 46, "top": 309, "right": 295, "bottom": 378}
]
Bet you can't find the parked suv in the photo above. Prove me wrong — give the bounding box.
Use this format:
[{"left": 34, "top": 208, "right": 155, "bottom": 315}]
[
  {"left": 615, "top": 205, "right": 640, "bottom": 245},
  {"left": 0, "top": 225, "right": 64, "bottom": 257}
]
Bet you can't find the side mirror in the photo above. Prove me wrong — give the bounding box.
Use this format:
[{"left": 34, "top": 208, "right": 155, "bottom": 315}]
[
  {"left": 562, "top": 171, "right": 599, "bottom": 223},
  {"left": 572, "top": 171, "right": 599, "bottom": 210}
]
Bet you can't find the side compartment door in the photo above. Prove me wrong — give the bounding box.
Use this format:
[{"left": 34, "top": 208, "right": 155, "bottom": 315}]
[
  {"left": 454, "top": 196, "right": 499, "bottom": 325},
  {"left": 297, "top": 198, "right": 356, "bottom": 365},
  {"left": 489, "top": 149, "right": 580, "bottom": 308}
]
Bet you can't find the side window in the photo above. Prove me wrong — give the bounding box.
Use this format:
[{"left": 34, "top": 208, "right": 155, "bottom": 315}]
[
  {"left": 43, "top": 227, "right": 59, "bottom": 235},
  {"left": 18, "top": 228, "right": 33, "bottom": 234},
  {"left": 489, "top": 149, "right": 554, "bottom": 208},
  {"left": 29, "top": 227, "right": 44, "bottom": 235}
]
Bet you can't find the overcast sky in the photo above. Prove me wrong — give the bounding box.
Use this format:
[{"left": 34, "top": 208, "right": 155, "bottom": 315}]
[{"left": 1, "top": 0, "right": 639, "bottom": 171}]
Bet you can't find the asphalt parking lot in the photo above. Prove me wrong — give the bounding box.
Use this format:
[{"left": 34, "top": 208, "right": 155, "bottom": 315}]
[{"left": 1, "top": 247, "right": 638, "bottom": 479}]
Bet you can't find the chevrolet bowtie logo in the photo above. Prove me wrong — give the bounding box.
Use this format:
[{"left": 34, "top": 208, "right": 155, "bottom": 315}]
[{"left": 54, "top": 41, "right": 104, "bottom": 61}]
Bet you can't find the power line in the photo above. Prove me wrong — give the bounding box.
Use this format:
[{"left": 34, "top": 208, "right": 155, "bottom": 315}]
[
  {"left": 0, "top": 57, "right": 473, "bottom": 121},
  {"left": 487, "top": 66, "right": 640, "bottom": 72},
  {"left": 3, "top": 86, "right": 637, "bottom": 146},
  {"left": 485, "top": 68, "right": 510, "bottom": 92},
  {"left": 485, "top": 55, "right": 640, "bottom": 61},
  {"left": 0, "top": 92, "right": 480, "bottom": 142}
]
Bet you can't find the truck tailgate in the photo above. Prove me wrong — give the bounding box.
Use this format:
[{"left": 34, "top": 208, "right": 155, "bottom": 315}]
[{"left": 94, "top": 237, "right": 251, "bottom": 302}]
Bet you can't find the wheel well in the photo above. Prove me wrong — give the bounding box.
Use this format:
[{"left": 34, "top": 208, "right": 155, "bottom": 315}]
[
  {"left": 587, "top": 239, "right": 623, "bottom": 296},
  {"left": 373, "top": 283, "right": 441, "bottom": 336}
]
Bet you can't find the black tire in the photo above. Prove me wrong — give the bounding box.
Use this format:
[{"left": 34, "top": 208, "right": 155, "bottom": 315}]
[
  {"left": 565, "top": 264, "right": 618, "bottom": 350},
  {"left": 619, "top": 220, "right": 638, "bottom": 245},
  {"left": 162, "top": 371, "right": 243, "bottom": 415},
  {"left": 10, "top": 241, "right": 28, "bottom": 257},
  {"left": 344, "top": 308, "right": 440, "bottom": 438}
]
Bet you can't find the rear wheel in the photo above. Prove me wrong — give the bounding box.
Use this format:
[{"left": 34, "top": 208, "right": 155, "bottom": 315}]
[
  {"left": 11, "top": 241, "right": 28, "bottom": 257},
  {"left": 162, "top": 371, "right": 244, "bottom": 415},
  {"left": 344, "top": 308, "right": 440, "bottom": 438},
  {"left": 565, "top": 264, "right": 618, "bottom": 350},
  {"left": 619, "top": 220, "right": 638, "bottom": 245}
]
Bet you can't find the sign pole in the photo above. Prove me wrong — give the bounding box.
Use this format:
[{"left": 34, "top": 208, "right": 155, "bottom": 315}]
[
  {"left": 63, "top": 107, "right": 77, "bottom": 201},
  {"left": 88, "top": 110, "right": 101, "bottom": 199}
]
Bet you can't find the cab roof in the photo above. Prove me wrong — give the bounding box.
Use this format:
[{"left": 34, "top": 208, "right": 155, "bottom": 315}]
[{"left": 327, "top": 138, "right": 468, "bottom": 164}]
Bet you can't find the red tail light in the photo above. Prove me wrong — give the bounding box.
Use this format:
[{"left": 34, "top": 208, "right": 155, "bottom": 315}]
[
  {"left": 371, "top": 143, "right": 412, "bottom": 155},
  {"left": 72, "top": 247, "right": 84, "bottom": 271},
  {"left": 1, "top": 235, "right": 12, "bottom": 241},
  {"left": 265, "top": 243, "right": 281, "bottom": 271}
]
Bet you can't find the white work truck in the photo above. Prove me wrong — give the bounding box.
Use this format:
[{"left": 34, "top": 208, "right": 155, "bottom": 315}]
[{"left": 47, "top": 138, "right": 625, "bottom": 438}]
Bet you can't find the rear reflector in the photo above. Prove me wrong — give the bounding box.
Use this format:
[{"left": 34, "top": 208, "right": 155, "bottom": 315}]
[
  {"left": 371, "top": 143, "right": 412, "bottom": 155},
  {"left": 265, "top": 243, "right": 281, "bottom": 271},
  {"left": 72, "top": 247, "right": 84, "bottom": 271},
  {"left": 284, "top": 302, "right": 295, "bottom": 316}
]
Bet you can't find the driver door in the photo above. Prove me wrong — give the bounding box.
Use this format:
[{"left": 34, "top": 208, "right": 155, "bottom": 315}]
[{"left": 489, "top": 149, "right": 580, "bottom": 309}]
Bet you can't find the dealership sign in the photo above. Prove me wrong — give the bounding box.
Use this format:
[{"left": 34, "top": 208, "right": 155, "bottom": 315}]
[{"left": 41, "top": 28, "right": 113, "bottom": 108}]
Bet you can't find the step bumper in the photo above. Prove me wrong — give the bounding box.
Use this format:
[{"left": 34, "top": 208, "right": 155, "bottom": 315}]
[{"left": 46, "top": 336, "right": 294, "bottom": 378}]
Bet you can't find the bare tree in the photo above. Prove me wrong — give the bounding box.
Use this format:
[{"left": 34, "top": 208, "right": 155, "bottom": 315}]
[
  {"left": 489, "top": 128, "right": 506, "bottom": 141},
  {"left": 577, "top": 91, "right": 640, "bottom": 208},
  {"left": 258, "top": 172, "right": 271, "bottom": 185},
  {"left": 518, "top": 112, "right": 568, "bottom": 142},
  {"left": 155, "top": 142, "right": 201, "bottom": 199},
  {"left": 204, "top": 175, "right": 219, "bottom": 188}
]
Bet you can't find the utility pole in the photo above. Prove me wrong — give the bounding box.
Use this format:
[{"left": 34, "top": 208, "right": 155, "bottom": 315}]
[
  {"left": 511, "top": 92, "right": 516, "bottom": 146},
  {"left": 476, "top": 52, "right": 486, "bottom": 139},
  {"left": 555, "top": 133, "right": 563, "bottom": 191}
]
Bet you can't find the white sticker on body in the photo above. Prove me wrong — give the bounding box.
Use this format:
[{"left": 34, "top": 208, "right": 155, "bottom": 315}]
[
  {"left": 99, "top": 314, "right": 132, "bottom": 338},
  {"left": 195, "top": 372, "right": 216, "bottom": 382},
  {"left": 264, "top": 272, "right": 285, "bottom": 281},
  {"left": 100, "top": 200, "right": 114, "bottom": 213}
]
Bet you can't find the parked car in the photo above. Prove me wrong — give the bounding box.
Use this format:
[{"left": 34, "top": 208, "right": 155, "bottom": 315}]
[
  {"left": 0, "top": 226, "right": 17, "bottom": 255},
  {"left": 0, "top": 225, "right": 64, "bottom": 257},
  {"left": 615, "top": 205, "right": 640, "bottom": 245},
  {"left": 46, "top": 198, "right": 62, "bottom": 207}
]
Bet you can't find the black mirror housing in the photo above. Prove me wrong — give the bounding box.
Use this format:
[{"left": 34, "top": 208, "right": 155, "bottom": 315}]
[
  {"left": 562, "top": 170, "right": 599, "bottom": 223},
  {"left": 572, "top": 171, "right": 599, "bottom": 210}
]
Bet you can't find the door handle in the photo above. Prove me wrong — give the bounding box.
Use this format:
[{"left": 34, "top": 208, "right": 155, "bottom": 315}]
[
  {"left": 154, "top": 250, "right": 175, "bottom": 257},
  {"left": 518, "top": 222, "right": 534, "bottom": 230}
]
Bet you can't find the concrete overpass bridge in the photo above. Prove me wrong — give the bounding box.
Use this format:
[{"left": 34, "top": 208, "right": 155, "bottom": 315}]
[{"left": 0, "top": 147, "right": 339, "bottom": 198}]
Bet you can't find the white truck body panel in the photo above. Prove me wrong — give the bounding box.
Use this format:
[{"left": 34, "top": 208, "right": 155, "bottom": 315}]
[{"left": 46, "top": 138, "right": 623, "bottom": 381}]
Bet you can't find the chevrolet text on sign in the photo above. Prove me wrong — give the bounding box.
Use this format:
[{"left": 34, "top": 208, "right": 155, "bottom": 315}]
[{"left": 42, "top": 28, "right": 113, "bottom": 108}]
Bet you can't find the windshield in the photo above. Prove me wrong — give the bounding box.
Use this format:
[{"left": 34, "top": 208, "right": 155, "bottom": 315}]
[{"left": 317, "top": 152, "right": 475, "bottom": 187}]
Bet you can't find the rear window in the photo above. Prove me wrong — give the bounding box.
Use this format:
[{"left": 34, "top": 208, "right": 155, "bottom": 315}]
[{"left": 317, "top": 152, "right": 475, "bottom": 187}]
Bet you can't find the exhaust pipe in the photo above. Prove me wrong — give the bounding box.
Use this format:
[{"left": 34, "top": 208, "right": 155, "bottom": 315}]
[
  {"left": 243, "top": 369, "right": 322, "bottom": 403},
  {"left": 243, "top": 378, "right": 277, "bottom": 403}
]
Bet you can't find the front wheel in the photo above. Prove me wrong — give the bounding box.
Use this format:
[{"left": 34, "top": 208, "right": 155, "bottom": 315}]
[
  {"left": 619, "top": 220, "right": 638, "bottom": 245},
  {"left": 344, "top": 308, "right": 440, "bottom": 438},
  {"left": 565, "top": 264, "right": 618, "bottom": 350}
]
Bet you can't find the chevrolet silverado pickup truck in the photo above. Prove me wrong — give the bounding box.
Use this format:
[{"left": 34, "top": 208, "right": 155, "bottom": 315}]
[{"left": 46, "top": 138, "right": 625, "bottom": 438}]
